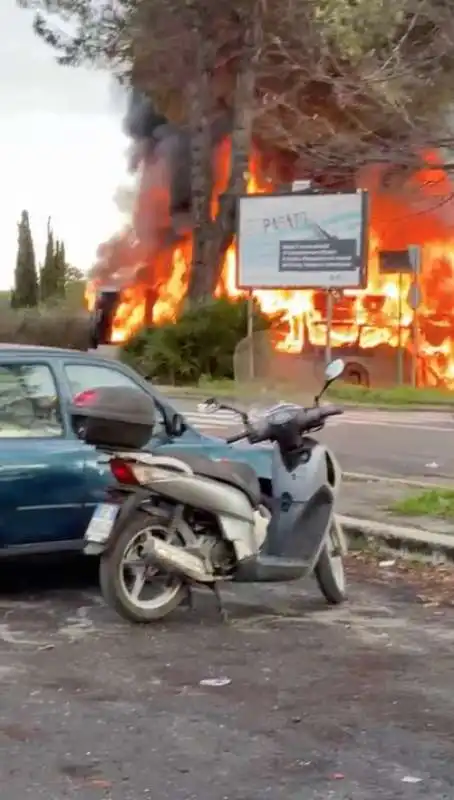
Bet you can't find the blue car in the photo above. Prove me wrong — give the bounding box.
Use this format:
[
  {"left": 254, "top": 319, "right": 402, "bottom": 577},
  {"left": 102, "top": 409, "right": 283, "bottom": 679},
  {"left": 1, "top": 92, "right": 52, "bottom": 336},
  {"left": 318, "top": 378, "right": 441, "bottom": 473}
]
[{"left": 0, "top": 345, "right": 271, "bottom": 557}]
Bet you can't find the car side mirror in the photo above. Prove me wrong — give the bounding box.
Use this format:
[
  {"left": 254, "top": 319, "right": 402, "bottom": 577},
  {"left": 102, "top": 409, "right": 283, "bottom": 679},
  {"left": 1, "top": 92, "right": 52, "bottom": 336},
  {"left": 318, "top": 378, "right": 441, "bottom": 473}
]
[{"left": 168, "top": 412, "right": 186, "bottom": 437}]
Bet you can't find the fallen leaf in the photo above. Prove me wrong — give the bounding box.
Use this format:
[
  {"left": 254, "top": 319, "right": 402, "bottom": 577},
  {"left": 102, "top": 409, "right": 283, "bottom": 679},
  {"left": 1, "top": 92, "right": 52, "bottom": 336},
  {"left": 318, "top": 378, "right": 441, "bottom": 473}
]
[
  {"left": 87, "top": 779, "right": 112, "bottom": 788},
  {"left": 0, "top": 723, "right": 34, "bottom": 742},
  {"left": 345, "top": 553, "right": 454, "bottom": 608},
  {"left": 199, "top": 677, "right": 231, "bottom": 687}
]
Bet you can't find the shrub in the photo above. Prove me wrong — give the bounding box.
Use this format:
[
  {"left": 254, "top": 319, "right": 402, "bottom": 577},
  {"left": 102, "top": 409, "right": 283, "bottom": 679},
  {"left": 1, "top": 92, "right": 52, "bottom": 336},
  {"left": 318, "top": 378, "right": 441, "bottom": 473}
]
[
  {"left": 121, "top": 326, "right": 156, "bottom": 369},
  {"left": 120, "top": 296, "right": 271, "bottom": 384}
]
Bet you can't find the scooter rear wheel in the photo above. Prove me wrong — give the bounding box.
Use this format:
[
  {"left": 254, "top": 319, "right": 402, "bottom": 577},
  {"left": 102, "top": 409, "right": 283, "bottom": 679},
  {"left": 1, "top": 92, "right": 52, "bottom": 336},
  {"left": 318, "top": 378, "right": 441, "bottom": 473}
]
[
  {"left": 99, "top": 509, "right": 186, "bottom": 623},
  {"left": 314, "top": 519, "right": 347, "bottom": 604}
]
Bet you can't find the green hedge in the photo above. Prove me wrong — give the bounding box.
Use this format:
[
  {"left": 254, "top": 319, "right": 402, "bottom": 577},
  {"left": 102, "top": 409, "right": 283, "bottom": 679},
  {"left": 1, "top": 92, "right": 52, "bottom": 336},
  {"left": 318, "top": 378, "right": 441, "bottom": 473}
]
[
  {"left": 121, "top": 296, "right": 271, "bottom": 384},
  {"left": 0, "top": 297, "right": 270, "bottom": 371},
  {"left": 0, "top": 307, "right": 91, "bottom": 350}
]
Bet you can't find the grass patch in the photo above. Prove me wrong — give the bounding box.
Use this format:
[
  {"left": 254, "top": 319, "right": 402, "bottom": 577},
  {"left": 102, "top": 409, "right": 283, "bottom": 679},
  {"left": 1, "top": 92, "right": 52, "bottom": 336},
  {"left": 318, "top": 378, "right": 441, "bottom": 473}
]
[
  {"left": 158, "top": 378, "right": 238, "bottom": 397},
  {"left": 197, "top": 378, "right": 238, "bottom": 396},
  {"left": 326, "top": 382, "right": 454, "bottom": 407},
  {"left": 390, "top": 489, "right": 454, "bottom": 519},
  {"left": 161, "top": 378, "right": 317, "bottom": 405},
  {"left": 159, "top": 378, "right": 454, "bottom": 408}
]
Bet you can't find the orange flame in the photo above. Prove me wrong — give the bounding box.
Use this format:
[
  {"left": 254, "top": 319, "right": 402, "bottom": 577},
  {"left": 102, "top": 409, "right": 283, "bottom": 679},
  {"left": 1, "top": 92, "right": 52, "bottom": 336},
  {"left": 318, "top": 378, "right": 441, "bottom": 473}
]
[{"left": 87, "top": 148, "right": 454, "bottom": 389}]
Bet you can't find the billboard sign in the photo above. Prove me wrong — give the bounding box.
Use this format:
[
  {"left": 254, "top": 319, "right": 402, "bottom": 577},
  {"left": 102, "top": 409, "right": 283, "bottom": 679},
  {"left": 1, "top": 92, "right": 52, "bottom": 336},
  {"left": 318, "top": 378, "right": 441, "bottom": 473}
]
[{"left": 237, "top": 190, "right": 368, "bottom": 289}]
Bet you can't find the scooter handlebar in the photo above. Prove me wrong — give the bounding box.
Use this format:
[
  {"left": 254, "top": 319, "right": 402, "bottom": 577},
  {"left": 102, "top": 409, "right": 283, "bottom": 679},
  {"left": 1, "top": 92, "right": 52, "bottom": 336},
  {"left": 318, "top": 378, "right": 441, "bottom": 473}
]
[
  {"left": 235, "top": 403, "right": 344, "bottom": 445},
  {"left": 293, "top": 404, "right": 344, "bottom": 432},
  {"left": 214, "top": 398, "right": 344, "bottom": 445}
]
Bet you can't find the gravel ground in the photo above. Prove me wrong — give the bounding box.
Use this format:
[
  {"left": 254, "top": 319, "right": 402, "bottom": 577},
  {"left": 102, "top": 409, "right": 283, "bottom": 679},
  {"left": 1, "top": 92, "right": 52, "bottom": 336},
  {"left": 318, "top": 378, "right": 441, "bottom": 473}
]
[{"left": 1, "top": 557, "right": 454, "bottom": 799}]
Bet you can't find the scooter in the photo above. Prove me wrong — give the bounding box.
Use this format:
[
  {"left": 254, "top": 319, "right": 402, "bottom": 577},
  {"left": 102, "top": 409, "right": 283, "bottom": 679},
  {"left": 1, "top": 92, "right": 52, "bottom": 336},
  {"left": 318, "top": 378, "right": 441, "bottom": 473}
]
[{"left": 80, "top": 358, "right": 347, "bottom": 623}]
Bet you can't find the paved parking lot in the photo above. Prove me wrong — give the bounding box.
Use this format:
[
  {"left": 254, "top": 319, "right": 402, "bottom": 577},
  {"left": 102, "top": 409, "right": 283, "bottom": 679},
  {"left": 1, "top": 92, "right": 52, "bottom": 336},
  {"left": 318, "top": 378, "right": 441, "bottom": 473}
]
[{"left": 1, "top": 557, "right": 454, "bottom": 799}]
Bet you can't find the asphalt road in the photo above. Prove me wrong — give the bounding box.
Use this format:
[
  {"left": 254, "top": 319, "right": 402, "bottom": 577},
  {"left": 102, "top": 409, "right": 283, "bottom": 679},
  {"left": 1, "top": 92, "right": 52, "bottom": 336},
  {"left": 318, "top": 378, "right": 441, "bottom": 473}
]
[
  {"left": 1, "top": 558, "right": 454, "bottom": 799},
  {"left": 174, "top": 400, "right": 454, "bottom": 480}
]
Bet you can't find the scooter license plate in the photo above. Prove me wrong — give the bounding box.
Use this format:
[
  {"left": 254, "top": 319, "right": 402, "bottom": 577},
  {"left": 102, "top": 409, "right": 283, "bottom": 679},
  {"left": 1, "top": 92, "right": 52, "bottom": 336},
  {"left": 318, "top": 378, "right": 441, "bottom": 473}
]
[{"left": 84, "top": 503, "right": 119, "bottom": 543}]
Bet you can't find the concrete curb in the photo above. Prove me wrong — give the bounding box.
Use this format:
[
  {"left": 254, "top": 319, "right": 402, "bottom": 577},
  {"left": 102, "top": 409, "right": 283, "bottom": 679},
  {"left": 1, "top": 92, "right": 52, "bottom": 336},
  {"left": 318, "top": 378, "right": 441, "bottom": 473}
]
[
  {"left": 344, "top": 472, "right": 454, "bottom": 489},
  {"left": 339, "top": 514, "right": 454, "bottom": 562}
]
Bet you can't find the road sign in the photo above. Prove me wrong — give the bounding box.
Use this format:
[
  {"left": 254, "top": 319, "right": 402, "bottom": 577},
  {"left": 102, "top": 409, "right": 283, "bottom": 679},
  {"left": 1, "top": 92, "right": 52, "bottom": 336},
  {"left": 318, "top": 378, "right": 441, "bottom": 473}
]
[
  {"left": 379, "top": 245, "right": 422, "bottom": 276},
  {"left": 379, "top": 250, "right": 412, "bottom": 273}
]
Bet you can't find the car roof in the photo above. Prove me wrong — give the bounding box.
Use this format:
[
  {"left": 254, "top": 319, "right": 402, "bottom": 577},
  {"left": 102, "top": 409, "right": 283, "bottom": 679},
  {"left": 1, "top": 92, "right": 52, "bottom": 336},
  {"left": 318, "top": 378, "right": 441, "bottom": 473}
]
[
  {"left": 0, "top": 344, "right": 112, "bottom": 360},
  {"left": 0, "top": 343, "right": 172, "bottom": 407},
  {"left": 0, "top": 344, "right": 85, "bottom": 355},
  {"left": 0, "top": 344, "right": 130, "bottom": 371}
]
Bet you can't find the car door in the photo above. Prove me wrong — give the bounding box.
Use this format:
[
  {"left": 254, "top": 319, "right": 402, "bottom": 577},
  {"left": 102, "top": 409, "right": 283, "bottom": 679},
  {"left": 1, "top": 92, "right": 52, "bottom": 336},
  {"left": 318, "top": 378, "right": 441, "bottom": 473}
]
[{"left": 0, "top": 359, "right": 89, "bottom": 550}]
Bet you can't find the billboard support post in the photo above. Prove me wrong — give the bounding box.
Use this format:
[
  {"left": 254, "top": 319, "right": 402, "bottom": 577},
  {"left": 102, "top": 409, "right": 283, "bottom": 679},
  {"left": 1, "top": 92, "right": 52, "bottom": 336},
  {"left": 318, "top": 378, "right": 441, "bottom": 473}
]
[
  {"left": 397, "top": 271, "right": 404, "bottom": 386},
  {"left": 247, "top": 291, "right": 255, "bottom": 381},
  {"left": 378, "top": 247, "right": 421, "bottom": 387},
  {"left": 325, "top": 290, "right": 333, "bottom": 365},
  {"left": 412, "top": 302, "right": 418, "bottom": 388},
  {"left": 408, "top": 244, "right": 422, "bottom": 388}
]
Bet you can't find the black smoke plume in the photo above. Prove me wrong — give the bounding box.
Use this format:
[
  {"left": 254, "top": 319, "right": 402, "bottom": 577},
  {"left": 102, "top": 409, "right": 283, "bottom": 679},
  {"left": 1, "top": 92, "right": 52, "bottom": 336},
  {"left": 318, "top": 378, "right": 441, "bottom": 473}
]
[{"left": 124, "top": 89, "right": 231, "bottom": 249}]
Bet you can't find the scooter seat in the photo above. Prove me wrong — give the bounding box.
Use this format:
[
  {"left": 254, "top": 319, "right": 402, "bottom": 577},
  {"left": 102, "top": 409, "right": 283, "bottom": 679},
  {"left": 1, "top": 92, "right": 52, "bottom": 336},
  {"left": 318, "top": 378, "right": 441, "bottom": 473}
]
[{"left": 167, "top": 451, "right": 261, "bottom": 507}]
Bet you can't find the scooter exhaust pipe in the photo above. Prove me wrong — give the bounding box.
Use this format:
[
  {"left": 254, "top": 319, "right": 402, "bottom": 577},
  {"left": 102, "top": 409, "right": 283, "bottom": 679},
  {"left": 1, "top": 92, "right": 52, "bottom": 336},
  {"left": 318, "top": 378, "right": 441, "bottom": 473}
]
[{"left": 144, "top": 537, "right": 214, "bottom": 583}]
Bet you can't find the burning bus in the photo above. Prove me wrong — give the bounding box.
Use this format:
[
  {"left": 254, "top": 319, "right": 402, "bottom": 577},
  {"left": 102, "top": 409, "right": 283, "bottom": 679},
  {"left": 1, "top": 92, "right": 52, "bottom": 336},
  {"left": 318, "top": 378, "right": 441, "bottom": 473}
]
[{"left": 86, "top": 101, "right": 454, "bottom": 390}]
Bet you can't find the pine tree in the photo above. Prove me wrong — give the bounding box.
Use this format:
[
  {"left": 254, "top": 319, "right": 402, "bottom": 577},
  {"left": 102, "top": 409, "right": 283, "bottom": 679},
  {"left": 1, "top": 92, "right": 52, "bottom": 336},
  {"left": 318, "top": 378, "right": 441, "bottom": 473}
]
[
  {"left": 39, "top": 218, "right": 55, "bottom": 302},
  {"left": 12, "top": 210, "right": 38, "bottom": 308}
]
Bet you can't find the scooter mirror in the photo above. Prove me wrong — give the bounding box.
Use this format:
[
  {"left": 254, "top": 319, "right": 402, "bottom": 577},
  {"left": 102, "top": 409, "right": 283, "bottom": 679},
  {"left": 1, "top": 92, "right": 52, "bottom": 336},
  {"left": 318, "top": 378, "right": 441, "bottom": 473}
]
[{"left": 324, "top": 358, "right": 345, "bottom": 382}]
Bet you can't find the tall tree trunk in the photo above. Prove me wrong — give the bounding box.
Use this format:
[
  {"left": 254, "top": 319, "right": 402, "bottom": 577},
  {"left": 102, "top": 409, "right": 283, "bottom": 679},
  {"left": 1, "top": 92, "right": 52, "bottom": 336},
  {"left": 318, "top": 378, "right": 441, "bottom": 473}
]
[
  {"left": 186, "top": 41, "right": 214, "bottom": 304},
  {"left": 204, "top": 64, "right": 255, "bottom": 297},
  {"left": 186, "top": 16, "right": 258, "bottom": 304}
]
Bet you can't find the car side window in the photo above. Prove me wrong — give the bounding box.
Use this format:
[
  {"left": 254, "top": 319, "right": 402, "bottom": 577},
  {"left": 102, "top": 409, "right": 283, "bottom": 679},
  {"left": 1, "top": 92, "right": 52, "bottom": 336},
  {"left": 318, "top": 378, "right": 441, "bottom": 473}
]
[
  {"left": 0, "top": 363, "right": 63, "bottom": 438},
  {"left": 64, "top": 363, "right": 165, "bottom": 432}
]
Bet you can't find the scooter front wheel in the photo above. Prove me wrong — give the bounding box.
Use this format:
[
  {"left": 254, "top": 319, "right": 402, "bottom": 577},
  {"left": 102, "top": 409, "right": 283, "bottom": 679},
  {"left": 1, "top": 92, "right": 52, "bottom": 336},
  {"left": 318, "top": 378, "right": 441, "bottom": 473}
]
[
  {"left": 99, "top": 509, "right": 186, "bottom": 623},
  {"left": 314, "top": 518, "right": 347, "bottom": 604}
]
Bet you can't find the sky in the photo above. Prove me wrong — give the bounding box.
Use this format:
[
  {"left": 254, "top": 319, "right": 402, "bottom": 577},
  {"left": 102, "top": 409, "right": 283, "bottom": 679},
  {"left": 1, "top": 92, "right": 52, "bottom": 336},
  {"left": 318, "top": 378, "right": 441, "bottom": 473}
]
[{"left": 0, "top": 0, "right": 131, "bottom": 289}]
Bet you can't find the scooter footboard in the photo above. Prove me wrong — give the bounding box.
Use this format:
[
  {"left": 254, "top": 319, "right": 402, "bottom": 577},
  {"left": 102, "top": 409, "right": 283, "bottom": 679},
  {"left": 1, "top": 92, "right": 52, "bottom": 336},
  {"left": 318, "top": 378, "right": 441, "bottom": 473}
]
[{"left": 263, "top": 485, "right": 334, "bottom": 566}]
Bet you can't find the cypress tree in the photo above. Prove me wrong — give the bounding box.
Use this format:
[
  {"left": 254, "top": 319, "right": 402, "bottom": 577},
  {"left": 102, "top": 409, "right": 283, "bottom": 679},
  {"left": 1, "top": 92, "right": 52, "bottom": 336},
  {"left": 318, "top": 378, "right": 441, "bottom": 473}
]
[
  {"left": 12, "top": 210, "right": 38, "bottom": 308},
  {"left": 54, "top": 239, "right": 67, "bottom": 297},
  {"left": 39, "top": 218, "right": 55, "bottom": 302}
]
